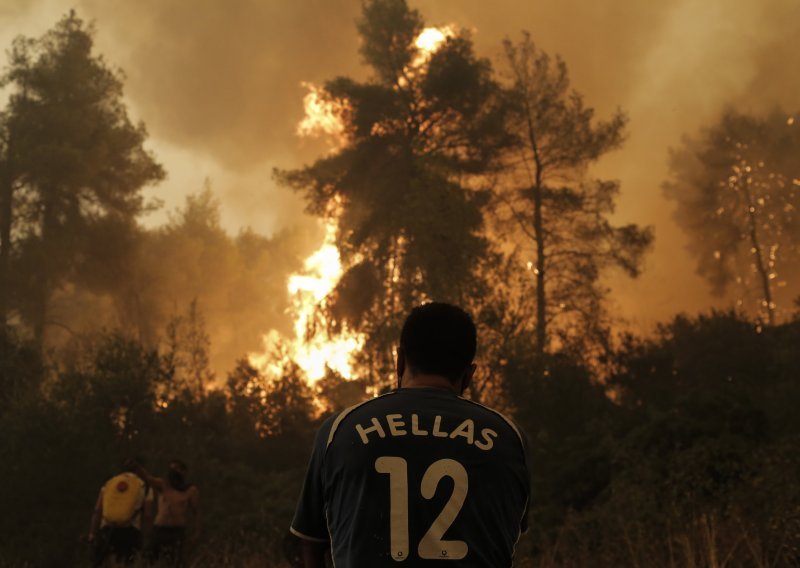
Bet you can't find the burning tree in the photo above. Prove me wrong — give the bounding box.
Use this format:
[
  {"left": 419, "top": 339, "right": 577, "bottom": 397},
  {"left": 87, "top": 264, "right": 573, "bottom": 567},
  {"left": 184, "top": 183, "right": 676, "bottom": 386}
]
[
  {"left": 664, "top": 109, "right": 800, "bottom": 325},
  {"left": 278, "top": 0, "right": 509, "bottom": 385},
  {"left": 493, "top": 34, "right": 653, "bottom": 362}
]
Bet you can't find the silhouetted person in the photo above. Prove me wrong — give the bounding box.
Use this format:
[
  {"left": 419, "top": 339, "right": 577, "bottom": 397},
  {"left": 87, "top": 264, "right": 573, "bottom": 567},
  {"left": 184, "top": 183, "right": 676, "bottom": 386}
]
[
  {"left": 88, "top": 457, "right": 154, "bottom": 567},
  {"left": 291, "top": 302, "right": 531, "bottom": 567},
  {"left": 135, "top": 459, "right": 200, "bottom": 567}
]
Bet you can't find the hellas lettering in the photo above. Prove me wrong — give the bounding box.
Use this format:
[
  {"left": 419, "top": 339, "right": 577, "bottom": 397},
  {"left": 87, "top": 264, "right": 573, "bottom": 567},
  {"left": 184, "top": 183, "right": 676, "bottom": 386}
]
[{"left": 355, "top": 414, "right": 497, "bottom": 451}]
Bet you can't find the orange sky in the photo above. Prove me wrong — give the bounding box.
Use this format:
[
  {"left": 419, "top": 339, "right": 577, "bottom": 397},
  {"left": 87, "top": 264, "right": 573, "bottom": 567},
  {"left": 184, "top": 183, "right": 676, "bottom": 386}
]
[{"left": 2, "top": 0, "right": 799, "bottom": 331}]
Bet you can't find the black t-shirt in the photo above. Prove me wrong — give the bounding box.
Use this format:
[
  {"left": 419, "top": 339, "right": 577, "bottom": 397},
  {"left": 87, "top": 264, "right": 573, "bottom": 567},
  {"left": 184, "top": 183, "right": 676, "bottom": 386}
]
[{"left": 291, "top": 388, "right": 530, "bottom": 567}]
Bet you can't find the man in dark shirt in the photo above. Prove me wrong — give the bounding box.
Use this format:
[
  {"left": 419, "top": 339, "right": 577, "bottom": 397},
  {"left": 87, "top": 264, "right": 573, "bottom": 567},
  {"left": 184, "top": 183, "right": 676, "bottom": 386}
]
[{"left": 291, "top": 302, "right": 530, "bottom": 567}]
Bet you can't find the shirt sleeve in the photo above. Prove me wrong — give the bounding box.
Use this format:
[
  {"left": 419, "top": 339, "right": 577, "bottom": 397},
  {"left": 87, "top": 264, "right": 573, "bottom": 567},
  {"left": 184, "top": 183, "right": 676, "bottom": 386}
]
[
  {"left": 290, "top": 415, "right": 336, "bottom": 543},
  {"left": 520, "top": 498, "right": 529, "bottom": 535},
  {"left": 518, "top": 426, "right": 531, "bottom": 535}
]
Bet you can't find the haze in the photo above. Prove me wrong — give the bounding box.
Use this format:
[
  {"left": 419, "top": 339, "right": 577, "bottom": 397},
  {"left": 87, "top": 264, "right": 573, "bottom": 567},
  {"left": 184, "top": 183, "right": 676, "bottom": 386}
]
[{"left": 3, "top": 0, "right": 798, "bottom": 331}]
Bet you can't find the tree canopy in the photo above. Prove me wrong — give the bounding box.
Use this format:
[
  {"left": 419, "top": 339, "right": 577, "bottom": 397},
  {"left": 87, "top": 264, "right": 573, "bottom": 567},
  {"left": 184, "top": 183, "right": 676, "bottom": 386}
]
[
  {"left": 664, "top": 108, "right": 800, "bottom": 325},
  {"left": 0, "top": 11, "right": 164, "bottom": 343},
  {"left": 492, "top": 33, "right": 653, "bottom": 362},
  {"left": 1, "top": 7, "right": 797, "bottom": 568},
  {"left": 279, "top": 0, "right": 510, "bottom": 384}
]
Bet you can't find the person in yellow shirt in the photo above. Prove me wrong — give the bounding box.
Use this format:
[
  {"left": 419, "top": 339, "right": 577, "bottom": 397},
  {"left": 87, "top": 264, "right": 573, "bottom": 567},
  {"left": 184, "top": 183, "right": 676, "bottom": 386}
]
[{"left": 88, "top": 457, "right": 154, "bottom": 567}]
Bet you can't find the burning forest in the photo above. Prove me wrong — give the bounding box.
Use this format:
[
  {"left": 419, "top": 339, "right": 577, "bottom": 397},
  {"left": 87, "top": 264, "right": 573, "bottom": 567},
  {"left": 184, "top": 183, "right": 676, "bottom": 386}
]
[{"left": 1, "top": 0, "right": 799, "bottom": 566}]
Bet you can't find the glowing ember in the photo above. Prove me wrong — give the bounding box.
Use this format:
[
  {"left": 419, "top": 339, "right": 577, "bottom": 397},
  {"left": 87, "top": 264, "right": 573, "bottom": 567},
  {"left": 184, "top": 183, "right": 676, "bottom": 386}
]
[
  {"left": 297, "top": 81, "right": 349, "bottom": 147},
  {"left": 416, "top": 26, "right": 455, "bottom": 54},
  {"left": 250, "top": 222, "right": 364, "bottom": 383},
  {"left": 412, "top": 26, "right": 455, "bottom": 67}
]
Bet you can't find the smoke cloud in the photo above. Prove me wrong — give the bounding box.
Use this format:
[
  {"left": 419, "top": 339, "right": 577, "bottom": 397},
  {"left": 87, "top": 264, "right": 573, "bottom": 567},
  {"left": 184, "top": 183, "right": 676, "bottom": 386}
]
[
  {"left": 415, "top": 0, "right": 800, "bottom": 326},
  {"left": 4, "top": 0, "right": 799, "bottom": 345}
]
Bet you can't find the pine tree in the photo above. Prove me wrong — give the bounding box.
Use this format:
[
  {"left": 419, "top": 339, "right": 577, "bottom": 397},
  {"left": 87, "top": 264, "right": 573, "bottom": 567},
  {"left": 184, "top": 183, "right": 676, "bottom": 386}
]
[
  {"left": 0, "top": 12, "right": 164, "bottom": 343},
  {"left": 278, "top": 0, "right": 509, "bottom": 384},
  {"left": 664, "top": 109, "right": 800, "bottom": 325},
  {"left": 494, "top": 34, "right": 652, "bottom": 362}
]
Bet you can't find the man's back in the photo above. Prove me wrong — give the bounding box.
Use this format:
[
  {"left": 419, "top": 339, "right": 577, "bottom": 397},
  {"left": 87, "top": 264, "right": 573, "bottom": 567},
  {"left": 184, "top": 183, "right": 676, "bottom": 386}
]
[{"left": 292, "top": 387, "right": 529, "bottom": 567}]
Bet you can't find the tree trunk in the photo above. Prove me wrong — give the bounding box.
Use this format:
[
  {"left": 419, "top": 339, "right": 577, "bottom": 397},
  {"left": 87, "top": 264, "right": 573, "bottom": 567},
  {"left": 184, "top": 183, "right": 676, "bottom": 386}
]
[
  {"left": 524, "top": 108, "right": 547, "bottom": 362},
  {"left": 533, "top": 178, "right": 546, "bottom": 361},
  {"left": 33, "top": 197, "right": 54, "bottom": 350},
  {"left": 0, "top": 160, "right": 12, "bottom": 330},
  {"left": 33, "top": 273, "right": 49, "bottom": 349},
  {"left": 741, "top": 176, "right": 775, "bottom": 326}
]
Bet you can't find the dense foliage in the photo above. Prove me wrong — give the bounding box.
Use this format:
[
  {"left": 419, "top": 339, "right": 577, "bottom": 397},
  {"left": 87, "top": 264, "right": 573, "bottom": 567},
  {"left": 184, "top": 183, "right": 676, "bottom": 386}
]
[
  {"left": 515, "top": 311, "right": 800, "bottom": 567},
  {"left": 664, "top": 109, "right": 800, "bottom": 325},
  {"left": 1, "top": 311, "right": 799, "bottom": 566},
  {"left": 0, "top": 322, "right": 317, "bottom": 567},
  {"left": 0, "top": 12, "right": 164, "bottom": 343},
  {"left": 494, "top": 33, "right": 652, "bottom": 361},
  {"left": 1, "top": 3, "right": 798, "bottom": 567},
  {"left": 0, "top": 16, "right": 309, "bottom": 378}
]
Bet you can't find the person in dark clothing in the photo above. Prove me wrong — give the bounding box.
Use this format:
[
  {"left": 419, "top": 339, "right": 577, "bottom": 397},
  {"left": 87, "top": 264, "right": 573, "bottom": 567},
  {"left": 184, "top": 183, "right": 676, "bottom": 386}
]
[{"left": 291, "top": 302, "right": 531, "bottom": 567}]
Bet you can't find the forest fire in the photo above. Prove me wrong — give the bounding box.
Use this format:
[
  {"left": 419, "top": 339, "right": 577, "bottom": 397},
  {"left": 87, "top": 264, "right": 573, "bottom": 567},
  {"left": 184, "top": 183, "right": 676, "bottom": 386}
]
[
  {"left": 250, "top": 26, "right": 458, "bottom": 385},
  {"left": 295, "top": 25, "right": 454, "bottom": 144},
  {"left": 413, "top": 26, "right": 455, "bottom": 64},
  {"left": 7, "top": 2, "right": 800, "bottom": 566},
  {"left": 297, "top": 81, "right": 350, "bottom": 148},
  {"left": 249, "top": 76, "right": 356, "bottom": 384},
  {"left": 249, "top": 221, "right": 363, "bottom": 382}
]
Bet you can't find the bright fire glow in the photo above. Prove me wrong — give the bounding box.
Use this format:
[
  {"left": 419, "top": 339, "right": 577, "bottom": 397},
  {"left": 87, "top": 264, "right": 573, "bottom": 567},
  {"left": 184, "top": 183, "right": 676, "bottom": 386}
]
[
  {"left": 416, "top": 26, "right": 455, "bottom": 53},
  {"left": 259, "top": 26, "right": 456, "bottom": 385},
  {"left": 297, "top": 81, "right": 349, "bottom": 147},
  {"left": 250, "top": 222, "right": 364, "bottom": 383},
  {"left": 412, "top": 26, "right": 455, "bottom": 66}
]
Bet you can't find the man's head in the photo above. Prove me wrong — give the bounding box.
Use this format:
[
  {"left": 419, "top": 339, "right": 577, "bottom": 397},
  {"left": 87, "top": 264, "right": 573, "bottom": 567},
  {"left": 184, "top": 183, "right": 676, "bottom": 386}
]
[
  {"left": 122, "top": 455, "right": 145, "bottom": 473},
  {"left": 398, "top": 302, "right": 477, "bottom": 393},
  {"left": 168, "top": 459, "right": 189, "bottom": 490}
]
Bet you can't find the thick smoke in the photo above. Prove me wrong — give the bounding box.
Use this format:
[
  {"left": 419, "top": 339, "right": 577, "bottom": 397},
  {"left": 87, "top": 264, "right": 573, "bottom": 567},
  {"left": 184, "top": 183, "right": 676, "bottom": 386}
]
[
  {"left": 417, "top": 0, "right": 800, "bottom": 326},
  {"left": 4, "top": 0, "right": 799, "bottom": 349}
]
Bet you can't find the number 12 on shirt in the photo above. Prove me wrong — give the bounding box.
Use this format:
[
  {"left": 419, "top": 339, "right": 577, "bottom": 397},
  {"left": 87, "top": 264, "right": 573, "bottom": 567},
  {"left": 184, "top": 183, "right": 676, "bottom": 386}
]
[{"left": 375, "top": 456, "right": 469, "bottom": 561}]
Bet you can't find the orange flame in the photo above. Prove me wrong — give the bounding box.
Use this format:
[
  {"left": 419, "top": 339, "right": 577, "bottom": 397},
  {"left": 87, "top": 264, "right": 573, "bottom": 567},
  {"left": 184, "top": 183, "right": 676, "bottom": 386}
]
[
  {"left": 414, "top": 26, "right": 455, "bottom": 63},
  {"left": 297, "top": 81, "right": 349, "bottom": 148},
  {"left": 249, "top": 221, "right": 364, "bottom": 383},
  {"left": 253, "top": 26, "right": 456, "bottom": 385},
  {"left": 399, "top": 26, "right": 456, "bottom": 87}
]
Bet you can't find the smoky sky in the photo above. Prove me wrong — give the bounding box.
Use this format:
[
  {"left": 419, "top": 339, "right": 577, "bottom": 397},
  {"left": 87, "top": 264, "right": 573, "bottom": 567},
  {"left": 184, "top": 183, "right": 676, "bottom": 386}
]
[{"left": 4, "top": 0, "right": 800, "bottom": 329}]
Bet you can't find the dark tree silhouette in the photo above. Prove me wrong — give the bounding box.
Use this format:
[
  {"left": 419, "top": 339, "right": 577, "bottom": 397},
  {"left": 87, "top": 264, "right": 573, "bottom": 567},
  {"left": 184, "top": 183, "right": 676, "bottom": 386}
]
[
  {"left": 494, "top": 34, "right": 653, "bottom": 362},
  {"left": 278, "top": 0, "right": 510, "bottom": 384},
  {"left": 0, "top": 12, "right": 164, "bottom": 343}
]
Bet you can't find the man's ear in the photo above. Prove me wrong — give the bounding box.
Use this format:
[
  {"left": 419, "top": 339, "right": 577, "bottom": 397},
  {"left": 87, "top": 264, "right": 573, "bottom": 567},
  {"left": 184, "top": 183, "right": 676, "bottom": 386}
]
[
  {"left": 461, "top": 364, "right": 477, "bottom": 394},
  {"left": 396, "top": 346, "right": 406, "bottom": 386}
]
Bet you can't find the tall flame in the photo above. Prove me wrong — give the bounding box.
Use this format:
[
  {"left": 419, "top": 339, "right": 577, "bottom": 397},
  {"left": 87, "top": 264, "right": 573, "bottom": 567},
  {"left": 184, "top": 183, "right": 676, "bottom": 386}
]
[
  {"left": 398, "top": 26, "right": 456, "bottom": 88},
  {"left": 297, "top": 81, "right": 349, "bottom": 148},
  {"left": 252, "top": 26, "right": 456, "bottom": 385},
  {"left": 249, "top": 221, "right": 364, "bottom": 383},
  {"left": 414, "top": 26, "right": 455, "bottom": 62}
]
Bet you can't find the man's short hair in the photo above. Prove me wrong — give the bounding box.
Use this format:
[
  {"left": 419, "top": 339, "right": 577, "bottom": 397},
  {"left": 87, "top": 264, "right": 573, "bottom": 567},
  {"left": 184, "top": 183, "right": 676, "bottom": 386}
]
[
  {"left": 170, "top": 459, "right": 188, "bottom": 473},
  {"left": 400, "top": 302, "right": 477, "bottom": 382},
  {"left": 122, "top": 455, "right": 145, "bottom": 472}
]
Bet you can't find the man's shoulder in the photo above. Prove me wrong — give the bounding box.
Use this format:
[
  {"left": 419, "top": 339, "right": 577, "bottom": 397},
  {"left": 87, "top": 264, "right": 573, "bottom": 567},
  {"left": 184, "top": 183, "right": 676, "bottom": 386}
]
[
  {"left": 323, "top": 389, "right": 526, "bottom": 456},
  {"left": 455, "top": 396, "right": 526, "bottom": 447},
  {"left": 319, "top": 391, "right": 400, "bottom": 448},
  {"left": 103, "top": 471, "right": 144, "bottom": 486}
]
